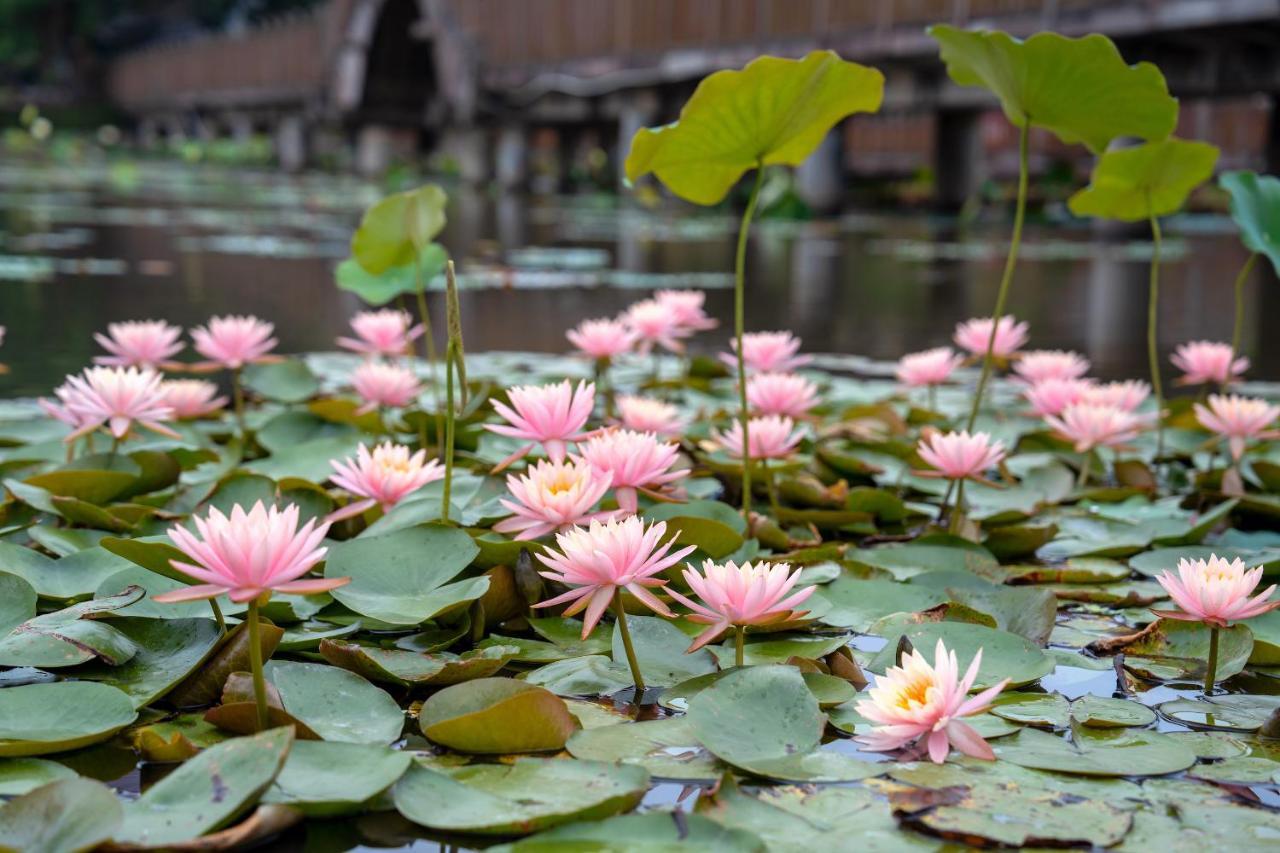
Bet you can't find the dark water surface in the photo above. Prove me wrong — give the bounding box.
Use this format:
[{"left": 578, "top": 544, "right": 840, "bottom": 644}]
[{"left": 1, "top": 158, "right": 1277, "bottom": 399}]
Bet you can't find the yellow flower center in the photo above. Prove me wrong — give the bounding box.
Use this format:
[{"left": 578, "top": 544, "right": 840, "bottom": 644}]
[{"left": 893, "top": 674, "right": 935, "bottom": 711}]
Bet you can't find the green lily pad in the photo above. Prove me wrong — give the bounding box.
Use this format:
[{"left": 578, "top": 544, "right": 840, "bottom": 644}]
[
  {"left": 1158, "top": 694, "right": 1280, "bottom": 732},
  {"left": 420, "top": 678, "right": 579, "bottom": 754},
  {"left": 566, "top": 716, "right": 725, "bottom": 782},
  {"left": 0, "top": 758, "right": 77, "bottom": 796},
  {"left": 113, "top": 727, "right": 292, "bottom": 846},
  {"left": 278, "top": 619, "right": 359, "bottom": 652},
  {"left": 319, "top": 640, "right": 515, "bottom": 688},
  {"left": 1071, "top": 695, "right": 1156, "bottom": 728},
  {"left": 393, "top": 757, "right": 649, "bottom": 836},
  {"left": 1068, "top": 137, "right": 1220, "bottom": 222},
  {"left": 992, "top": 692, "right": 1071, "bottom": 728},
  {"left": 869, "top": 622, "right": 1053, "bottom": 689},
  {"left": 74, "top": 616, "right": 221, "bottom": 709},
  {"left": 1221, "top": 169, "right": 1280, "bottom": 275},
  {"left": 1244, "top": 608, "right": 1280, "bottom": 664},
  {"left": 844, "top": 540, "right": 999, "bottom": 581},
  {"left": 0, "top": 777, "right": 123, "bottom": 853},
  {"left": 645, "top": 501, "right": 744, "bottom": 558},
  {"left": 1116, "top": 619, "right": 1253, "bottom": 682},
  {"left": 325, "top": 524, "right": 484, "bottom": 626},
  {"left": 335, "top": 245, "right": 449, "bottom": 306},
  {"left": 494, "top": 812, "right": 767, "bottom": 852},
  {"left": 1189, "top": 755, "right": 1280, "bottom": 785},
  {"left": 0, "top": 572, "right": 36, "bottom": 636},
  {"left": 0, "top": 682, "right": 137, "bottom": 756},
  {"left": 520, "top": 655, "right": 635, "bottom": 696},
  {"left": 992, "top": 727, "right": 1196, "bottom": 776},
  {"left": 264, "top": 661, "right": 404, "bottom": 745},
  {"left": 611, "top": 615, "right": 717, "bottom": 687},
  {"left": 625, "top": 51, "right": 883, "bottom": 205},
  {"left": 262, "top": 740, "right": 411, "bottom": 817},
  {"left": 813, "top": 578, "right": 941, "bottom": 632},
  {"left": 242, "top": 359, "right": 319, "bottom": 403},
  {"left": 0, "top": 543, "right": 135, "bottom": 602},
  {"left": 929, "top": 25, "right": 1176, "bottom": 153},
  {"left": 0, "top": 587, "right": 144, "bottom": 668},
  {"left": 705, "top": 633, "right": 851, "bottom": 668}
]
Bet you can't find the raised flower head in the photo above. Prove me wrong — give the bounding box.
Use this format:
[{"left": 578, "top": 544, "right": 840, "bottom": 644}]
[
  {"left": 1023, "top": 378, "right": 1092, "bottom": 418},
  {"left": 720, "top": 331, "right": 811, "bottom": 374},
  {"left": 1080, "top": 379, "right": 1150, "bottom": 412},
  {"left": 1171, "top": 340, "right": 1248, "bottom": 387},
  {"left": 953, "top": 316, "right": 1029, "bottom": 359},
  {"left": 484, "top": 379, "right": 595, "bottom": 467},
  {"left": 1012, "top": 349, "right": 1090, "bottom": 384},
  {"left": 1152, "top": 554, "right": 1278, "bottom": 628},
  {"left": 896, "top": 347, "right": 963, "bottom": 388},
  {"left": 351, "top": 361, "right": 422, "bottom": 414},
  {"left": 746, "top": 372, "right": 819, "bottom": 418},
  {"left": 191, "top": 315, "right": 278, "bottom": 370},
  {"left": 566, "top": 317, "right": 636, "bottom": 360},
  {"left": 328, "top": 442, "right": 444, "bottom": 521},
  {"left": 714, "top": 414, "right": 804, "bottom": 460},
  {"left": 623, "top": 298, "right": 689, "bottom": 354},
  {"left": 576, "top": 428, "right": 688, "bottom": 513},
  {"left": 1194, "top": 394, "right": 1280, "bottom": 461},
  {"left": 616, "top": 395, "right": 686, "bottom": 437},
  {"left": 493, "top": 458, "right": 615, "bottom": 540},
  {"left": 667, "top": 559, "right": 815, "bottom": 658},
  {"left": 655, "top": 288, "right": 717, "bottom": 334},
  {"left": 1045, "top": 402, "right": 1147, "bottom": 452},
  {"left": 916, "top": 430, "right": 1006, "bottom": 482},
  {"left": 336, "top": 309, "right": 423, "bottom": 357},
  {"left": 856, "top": 639, "right": 1009, "bottom": 764},
  {"left": 93, "top": 320, "right": 184, "bottom": 368},
  {"left": 42, "top": 366, "right": 178, "bottom": 442},
  {"left": 162, "top": 379, "right": 228, "bottom": 419}
]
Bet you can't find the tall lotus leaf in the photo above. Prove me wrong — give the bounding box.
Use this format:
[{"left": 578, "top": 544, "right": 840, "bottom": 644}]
[
  {"left": 335, "top": 245, "right": 449, "bottom": 306},
  {"left": 1221, "top": 170, "right": 1280, "bottom": 274},
  {"left": 351, "top": 184, "right": 448, "bottom": 274},
  {"left": 1067, "top": 138, "right": 1220, "bottom": 222},
  {"left": 928, "top": 26, "right": 1177, "bottom": 153},
  {"left": 625, "top": 51, "right": 884, "bottom": 205}
]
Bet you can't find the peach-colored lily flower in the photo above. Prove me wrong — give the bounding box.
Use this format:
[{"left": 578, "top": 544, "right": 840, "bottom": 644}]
[
  {"left": 336, "top": 309, "right": 423, "bottom": 357},
  {"left": 94, "top": 320, "right": 184, "bottom": 368},
  {"left": 1012, "top": 349, "right": 1090, "bottom": 384},
  {"left": 328, "top": 442, "right": 444, "bottom": 521},
  {"left": 1152, "top": 554, "right": 1279, "bottom": 628},
  {"left": 534, "top": 516, "right": 694, "bottom": 638},
  {"left": 493, "top": 458, "right": 615, "bottom": 540},
  {"left": 896, "top": 347, "right": 964, "bottom": 388},
  {"left": 615, "top": 395, "right": 686, "bottom": 437},
  {"left": 484, "top": 380, "right": 595, "bottom": 468},
  {"left": 1171, "top": 340, "right": 1248, "bottom": 386},
  {"left": 953, "top": 316, "right": 1029, "bottom": 359},
  {"left": 916, "top": 430, "right": 1005, "bottom": 483},
  {"left": 154, "top": 502, "right": 347, "bottom": 604},
  {"left": 1194, "top": 394, "right": 1280, "bottom": 461},
  {"left": 41, "top": 366, "right": 178, "bottom": 442},
  {"left": 162, "top": 379, "right": 228, "bottom": 419},
  {"left": 351, "top": 361, "right": 422, "bottom": 415},
  {"left": 856, "top": 639, "right": 1009, "bottom": 764},
  {"left": 667, "top": 559, "right": 815, "bottom": 652},
  {"left": 191, "top": 315, "right": 279, "bottom": 370},
  {"left": 576, "top": 428, "right": 688, "bottom": 513},
  {"left": 746, "top": 372, "right": 819, "bottom": 417}
]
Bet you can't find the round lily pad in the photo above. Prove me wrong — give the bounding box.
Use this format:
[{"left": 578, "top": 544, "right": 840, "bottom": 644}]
[
  {"left": 1158, "top": 694, "right": 1280, "bottom": 732},
  {"left": 420, "top": 678, "right": 579, "bottom": 754},
  {"left": 566, "top": 716, "right": 725, "bottom": 782},
  {"left": 263, "top": 740, "right": 411, "bottom": 817},
  {"left": 869, "top": 622, "right": 1054, "bottom": 689},
  {"left": 992, "top": 727, "right": 1196, "bottom": 777},
  {"left": 264, "top": 661, "right": 404, "bottom": 745},
  {"left": 0, "top": 682, "right": 138, "bottom": 756}
]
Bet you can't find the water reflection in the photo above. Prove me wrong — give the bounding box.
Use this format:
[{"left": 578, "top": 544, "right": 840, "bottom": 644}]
[{"left": 0, "top": 161, "right": 1275, "bottom": 400}]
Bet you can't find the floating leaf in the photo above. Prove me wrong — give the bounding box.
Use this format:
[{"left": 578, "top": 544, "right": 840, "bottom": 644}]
[
  {"left": 0, "top": 682, "right": 137, "bottom": 756},
  {"left": 242, "top": 359, "right": 319, "bottom": 403},
  {"left": 325, "top": 524, "right": 483, "bottom": 626},
  {"left": 0, "top": 777, "right": 123, "bottom": 853},
  {"left": 993, "top": 727, "right": 1196, "bottom": 776},
  {"left": 319, "top": 640, "right": 514, "bottom": 688},
  {"left": 393, "top": 757, "right": 649, "bottom": 835},
  {"left": 1068, "top": 138, "right": 1220, "bottom": 222},
  {"left": 0, "top": 587, "right": 144, "bottom": 668},
  {"left": 566, "top": 716, "right": 725, "bottom": 782},
  {"left": 168, "top": 617, "right": 283, "bottom": 709},
  {"left": 1112, "top": 619, "right": 1253, "bottom": 682},
  {"left": 264, "top": 661, "right": 404, "bottom": 745},
  {"left": 262, "top": 740, "right": 411, "bottom": 817},
  {"left": 0, "top": 572, "right": 36, "bottom": 636},
  {"left": 0, "top": 543, "right": 135, "bottom": 602},
  {"left": 869, "top": 622, "right": 1053, "bottom": 689},
  {"left": 645, "top": 500, "right": 745, "bottom": 558},
  {"left": 625, "top": 51, "right": 883, "bottom": 205},
  {"left": 495, "top": 812, "right": 767, "bottom": 852},
  {"left": 1158, "top": 694, "right": 1280, "bottom": 732},
  {"left": 610, "top": 614, "right": 717, "bottom": 687},
  {"left": 420, "top": 678, "right": 578, "bottom": 754},
  {"left": 929, "top": 25, "right": 1176, "bottom": 152},
  {"left": 113, "top": 727, "right": 292, "bottom": 846},
  {"left": 75, "top": 617, "right": 221, "bottom": 709}
]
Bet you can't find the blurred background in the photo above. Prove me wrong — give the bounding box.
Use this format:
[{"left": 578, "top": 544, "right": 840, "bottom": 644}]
[{"left": 2, "top": 0, "right": 1279, "bottom": 395}]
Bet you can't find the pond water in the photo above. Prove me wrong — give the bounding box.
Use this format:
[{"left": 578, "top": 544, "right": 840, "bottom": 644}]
[{"left": 1, "top": 158, "right": 1277, "bottom": 399}]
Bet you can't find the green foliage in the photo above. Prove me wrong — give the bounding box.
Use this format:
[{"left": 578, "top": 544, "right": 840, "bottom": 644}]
[
  {"left": 351, "top": 184, "right": 448, "bottom": 275},
  {"left": 1221, "top": 170, "right": 1280, "bottom": 274},
  {"left": 1067, "top": 138, "right": 1220, "bottom": 222}
]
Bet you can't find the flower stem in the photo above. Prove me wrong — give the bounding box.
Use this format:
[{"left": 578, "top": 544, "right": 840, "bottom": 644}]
[
  {"left": 1229, "top": 252, "right": 1257, "bottom": 385},
  {"left": 413, "top": 252, "right": 444, "bottom": 459},
  {"left": 764, "top": 459, "right": 781, "bottom": 519},
  {"left": 936, "top": 480, "right": 956, "bottom": 523},
  {"left": 613, "top": 591, "right": 645, "bottom": 693},
  {"left": 927, "top": 384, "right": 937, "bottom": 413},
  {"left": 964, "top": 122, "right": 1029, "bottom": 432},
  {"left": 1204, "top": 625, "right": 1220, "bottom": 695},
  {"left": 442, "top": 260, "right": 464, "bottom": 524},
  {"left": 442, "top": 342, "right": 456, "bottom": 524},
  {"left": 247, "top": 598, "right": 269, "bottom": 732},
  {"left": 209, "top": 598, "right": 226, "bottom": 634},
  {"left": 735, "top": 625, "right": 746, "bottom": 668},
  {"left": 735, "top": 166, "right": 766, "bottom": 521},
  {"left": 1077, "top": 453, "right": 1091, "bottom": 489},
  {"left": 231, "top": 366, "right": 247, "bottom": 440},
  {"left": 947, "top": 478, "right": 967, "bottom": 535},
  {"left": 1147, "top": 205, "right": 1165, "bottom": 461}
]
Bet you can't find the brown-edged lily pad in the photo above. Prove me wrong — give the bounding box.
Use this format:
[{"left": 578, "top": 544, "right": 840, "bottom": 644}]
[{"left": 419, "top": 678, "right": 579, "bottom": 754}]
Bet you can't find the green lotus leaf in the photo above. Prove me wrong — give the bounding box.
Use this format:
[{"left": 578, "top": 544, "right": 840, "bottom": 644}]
[
  {"left": 167, "top": 617, "right": 283, "bottom": 709},
  {"left": 705, "top": 633, "right": 851, "bottom": 669},
  {"left": 625, "top": 51, "right": 883, "bottom": 205},
  {"left": 113, "top": 727, "right": 292, "bottom": 846},
  {"left": 520, "top": 655, "right": 635, "bottom": 696},
  {"left": 420, "top": 678, "right": 579, "bottom": 754},
  {"left": 262, "top": 740, "right": 411, "bottom": 817},
  {"left": 993, "top": 727, "right": 1196, "bottom": 776},
  {"left": 869, "top": 622, "right": 1053, "bottom": 689},
  {"left": 393, "top": 757, "right": 649, "bottom": 835},
  {"left": 610, "top": 614, "right": 717, "bottom": 688},
  {"left": 0, "top": 758, "right": 77, "bottom": 796},
  {"left": 0, "top": 682, "right": 137, "bottom": 756},
  {"left": 929, "top": 25, "right": 1177, "bottom": 153},
  {"left": 74, "top": 617, "right": 222, "bottom": 709},
  {"left": 0, "top": 572, "right": 36, "bottom": 636},
  {"left": 1113, "top": 619, "right": 1253, "bottom": 682},
  {"left": 566, "top": 716, "right": 725, "bottom": 782},
  {"left": 0, "top": 543, "right": 136, "bottom": 602},
  {"left": 1221, "top": 170, "right": 1280, "bottom": 275},
  {"left": 1067, "top": 138, "right": 1220, "bottom": 222},
  {"left": 0, "top": 586, "right": 144, "bottom": 668},
  {"left": 1158, "top": 694, "right": 1280, "bottom": 732},
  {"left": 494, "top": 812, "right": 766, "bottom": 852},
  {"left": 351, "top": 183, "right": 448, "bottom": 274},
  {"left": 318, "top": 639, "right": 515, "bottom": 687},
  {"left": 0, "top": 777, "right": 123, "bottom": 853},
  {"left": 1071, "top": 695, "right": 1156, "bottom": 728},
  {"left": 335, "top": 244, "right": 449, "bottom": 306},
  {"left": 241, "top": 359, "right": 319, "bottom": 403},
  {"left": 264, "top": 660, "right": 404, "bottom": 745}
]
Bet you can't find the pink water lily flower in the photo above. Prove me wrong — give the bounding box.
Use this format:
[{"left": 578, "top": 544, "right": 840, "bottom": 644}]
[
  {"left": 93, "top": 320, "right": 184, "bottom": 368},
  {"left": 162, "top": 379, "right": 228, "bottom": 419},
  {"left": 623, "top": 299, "right": 689, "bottom": 354},
  {"left": 191, "top": 315, "right": 279, "bottom": 370},
  {"left": 1194, "top": 394, "right": 1280, "bottom": 461},
  {"left": 856, "top": 639, "right": 1009, "bottom": 764},
  {"left": 493, "top": 458, "right": 616, "bottom": 540},
  {"left": 534, "top": 516, "right": 694, "bottom": 638},
  {"left": 154, "top": 502, "right": 347, "bottom": 604},
  {"left": 485, "top": 380, "right": 595, "bottom": 468},
  {"left": 41, "top": 366, "right": 178, "bottom": 442},
  {"left": 1023, "top": 378, "right": 1093, "bottom": 418},
  {"left": 336, "top": 309, "right": 423, "bottom": 357},
  {"left": 328, "top": 442, "right": 444, "bottom": 521},
  {"left": 667, "top": 560, "right": 815, "bottom": 652},
  {"left": 567, "top": 317, "right": 636, "bottom": 360},
  {"left": 916, "top": 430, "right": 1006, "bottom": 482},
  {"left": 1080, "top": 380, "right": 1150, "bottom": 412},
  {"left": 1012, "top": 349, "right": 1090, "bottom": 384},
  {"left": 577, "top": 428, "right": 688, "bottom": 513},
  {"left": 656, "top": 289, "right": 717, "bottom": 334},
  {"left": 1152, "top": 554, "right": 1279, "bottom": 628},
  {"left": 953, "top": 316, "right": 1029, "bottom": 359},
  {"left": 616, "top": 395, "right": 686, "bottom": 437},
  {"left": 1172, "top": 340, "right": 1248, "bottom": 386},
  {"left": 1045, "top": 403, "right": 1147, "bottom": 452},
  {"left": 714, "top": 415, "right": 804, "bottom": 460},
  {"left": 351, "top": 361, "right": 422, "bottom": 415},
  {"left": 896, "top": 347, "right": 964, "bottom": 388},
  {"left": 720, "top": 331, "right": 811, "bottom": 374},
  {"left": 746, "top": 372, "right": 819, "bottom": 418}
]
